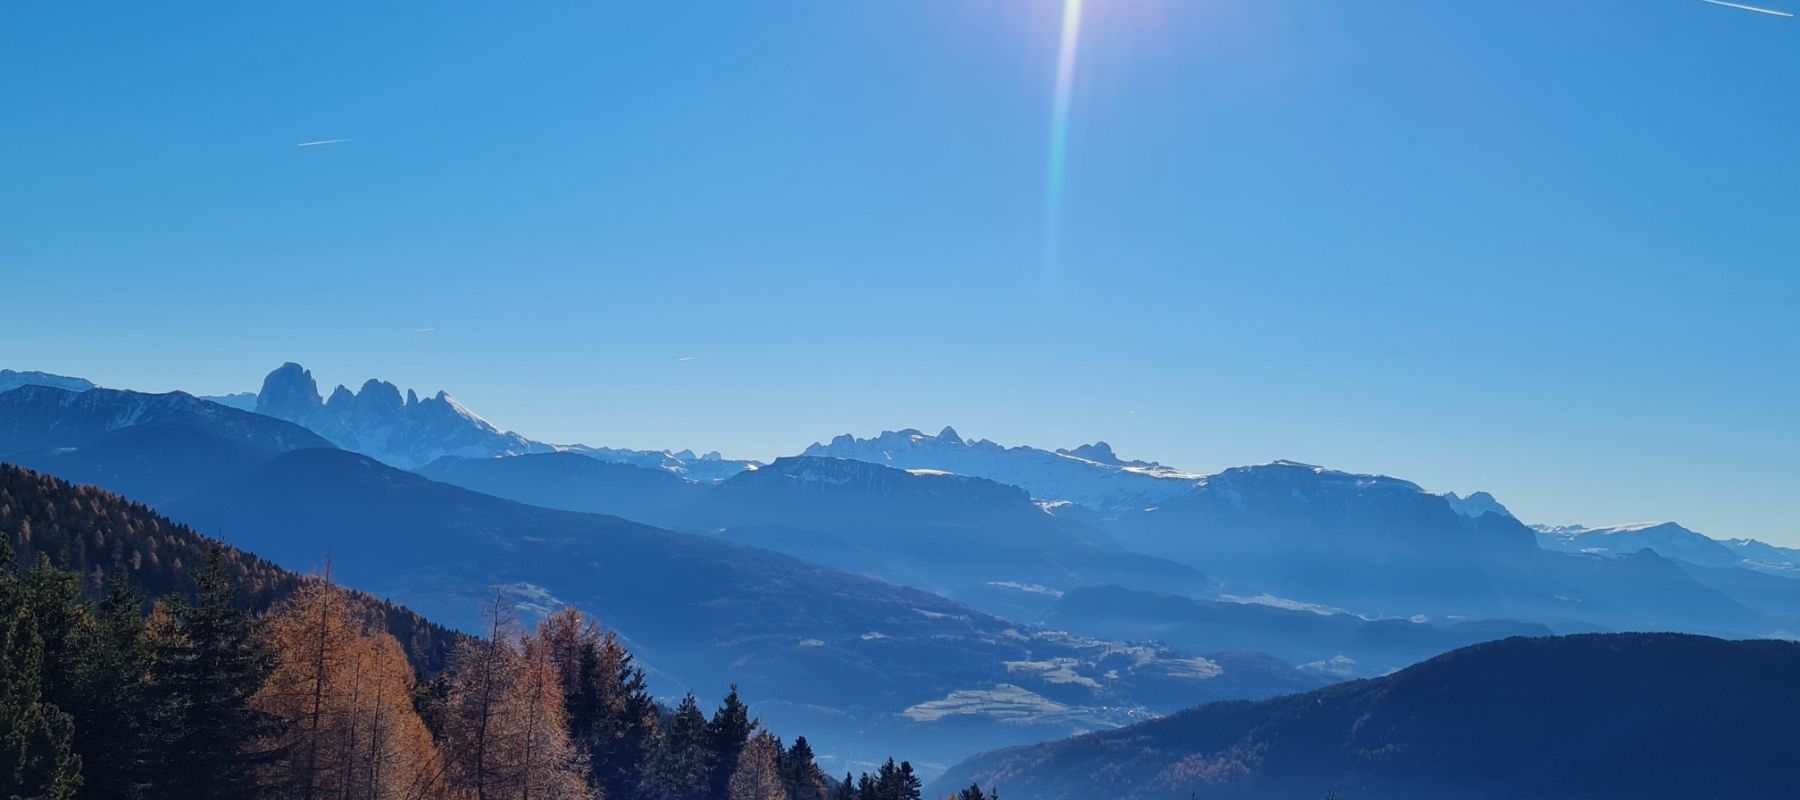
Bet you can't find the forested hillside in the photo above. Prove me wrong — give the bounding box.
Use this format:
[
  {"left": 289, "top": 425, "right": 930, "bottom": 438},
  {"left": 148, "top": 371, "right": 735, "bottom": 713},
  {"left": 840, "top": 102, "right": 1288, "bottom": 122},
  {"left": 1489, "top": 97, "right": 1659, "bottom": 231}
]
[
  {"left": 0, "top": 463, "right": 458, "bottom": 672},
  {"left": 0, "top": 463, "right": 946, "bottom": 800}
]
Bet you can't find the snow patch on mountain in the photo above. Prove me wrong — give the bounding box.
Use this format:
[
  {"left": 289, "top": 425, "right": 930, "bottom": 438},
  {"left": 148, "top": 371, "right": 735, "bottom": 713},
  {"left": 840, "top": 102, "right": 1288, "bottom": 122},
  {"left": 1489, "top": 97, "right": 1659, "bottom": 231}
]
[
  {"left": 245, "top": 363, "right": 760, "bottom": 478},
  {"left": 801, "top": 428, "right": 1201, "bottom": 509},
  {"left": 1535, "top": 521, "right": 1800, "bottom": 576}
]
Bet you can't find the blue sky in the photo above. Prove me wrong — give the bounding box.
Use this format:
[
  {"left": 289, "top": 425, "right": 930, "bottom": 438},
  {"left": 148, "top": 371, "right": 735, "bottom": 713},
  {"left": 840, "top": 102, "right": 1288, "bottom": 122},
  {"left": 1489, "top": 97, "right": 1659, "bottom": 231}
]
[{"left": 3, "top": 1, "right": 1796, "bottom": 543}]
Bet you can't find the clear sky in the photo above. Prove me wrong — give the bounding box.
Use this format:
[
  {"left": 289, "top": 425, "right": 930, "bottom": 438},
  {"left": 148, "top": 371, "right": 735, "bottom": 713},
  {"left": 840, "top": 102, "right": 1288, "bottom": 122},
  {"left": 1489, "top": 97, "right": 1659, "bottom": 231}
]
[{"left": 3, "top": 1, "right": 1796, "bottom": 543}]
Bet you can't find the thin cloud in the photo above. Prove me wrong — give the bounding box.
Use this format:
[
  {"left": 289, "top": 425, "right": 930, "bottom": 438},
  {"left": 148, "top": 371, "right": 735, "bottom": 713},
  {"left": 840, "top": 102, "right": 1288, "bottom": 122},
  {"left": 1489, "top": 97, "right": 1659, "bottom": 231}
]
[
  {"left": 677, "top": 356, "right": 695, "bottom": 362},
  {"left": 414, "top": 327, "right": 436, "bottom": 334},
  {"left": 296, "top": 138, "right": 354, "bottom": 148},
  {"left": 1699, "top": 0, "right": 1794, "bottom": 17}
]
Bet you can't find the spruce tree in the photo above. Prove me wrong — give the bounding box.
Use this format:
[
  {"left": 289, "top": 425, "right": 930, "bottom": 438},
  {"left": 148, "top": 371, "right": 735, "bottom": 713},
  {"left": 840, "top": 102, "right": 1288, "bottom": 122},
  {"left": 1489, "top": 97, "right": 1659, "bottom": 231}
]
[
  {"left": 956, "top": 783, "right": 989, "bottom": 800},
  {"left": 0, "top": 541, "right": 82, "bottom": 800},
  {"left": 893, "top": 761, "right": 922, "bottom": 800},
  {"left": 643, "top": 694, "right": 713, "bottom": 800},
  {"left": 779, "top": 735, "right": 828, "bottom": 800},
  {"left": 706, "top": 686, "right": 754, "bottom": 800},
  {"left": 67, "top": 575, "right": 153, "bottom": 800},
  {"left": 832, "top": 772, "right": 857, "bottom": 800},
  {"left": 144, "top": 545, "right": 279, "bottom": 800}
]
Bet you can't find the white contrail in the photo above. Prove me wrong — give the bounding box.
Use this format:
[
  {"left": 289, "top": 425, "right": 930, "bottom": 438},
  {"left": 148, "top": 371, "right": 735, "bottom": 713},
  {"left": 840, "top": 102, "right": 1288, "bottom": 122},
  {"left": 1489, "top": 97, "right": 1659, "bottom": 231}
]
[
  {"left": 296, "top": 138, "right": 354, "bottom": 147},
  {"left": 677, "top": 356, "right": 694, "bottom": 362},
  {"left": 1699, "top": 0, "right": 1794, "bottom": 18},
  {"left": 414, "top": 327, "right": 436, "bottom": 334}
]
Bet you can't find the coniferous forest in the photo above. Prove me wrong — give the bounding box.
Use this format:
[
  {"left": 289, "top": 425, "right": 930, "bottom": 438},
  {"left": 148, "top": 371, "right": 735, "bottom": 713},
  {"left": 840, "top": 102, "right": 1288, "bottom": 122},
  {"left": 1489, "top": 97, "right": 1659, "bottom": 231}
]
[{"left": 0, "top": 464, "right": 967, "bottom": 800}]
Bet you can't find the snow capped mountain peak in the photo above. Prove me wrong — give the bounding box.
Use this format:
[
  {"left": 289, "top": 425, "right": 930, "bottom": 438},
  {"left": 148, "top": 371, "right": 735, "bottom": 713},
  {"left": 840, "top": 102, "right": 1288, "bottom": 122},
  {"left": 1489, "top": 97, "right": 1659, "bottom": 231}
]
[
  {"left": 1532, "top": 520, "right": 1800, "bottom": 576},
  {"left": 801, "top": 427, "right": 1201, "bottom": 509},
  {"left": 249, "top": 363, "right": 543, "bottom": 469},
  {"left": 239, "top": 363, "right": 765, "bottom": 479}
]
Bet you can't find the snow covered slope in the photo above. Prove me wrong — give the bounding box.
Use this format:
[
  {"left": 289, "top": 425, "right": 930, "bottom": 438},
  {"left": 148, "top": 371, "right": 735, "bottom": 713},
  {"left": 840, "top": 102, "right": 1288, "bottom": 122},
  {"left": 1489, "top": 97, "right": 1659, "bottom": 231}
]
[
  {"left": 800, "top": 427, "right": 1200, "bottom": 509},
  {"left": 1536, "top": 521, "right": 1800, "bottom": 576}
]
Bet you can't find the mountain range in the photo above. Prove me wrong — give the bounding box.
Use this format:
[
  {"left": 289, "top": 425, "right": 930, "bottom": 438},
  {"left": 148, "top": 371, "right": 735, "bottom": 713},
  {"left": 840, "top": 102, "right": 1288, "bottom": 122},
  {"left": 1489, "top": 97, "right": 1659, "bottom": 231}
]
[
  {"left": 645, "top": 455, "right": 1213, "bottom": 620},
  {"left": 0, "top": 377, "right": 1322, "bottom": 772},
  {"left": 5, "top": 362, "right": 1800, "bottom": 781},
  {"left": 1536, "top": 521, "right": 1800, "bottom": 576},
  {"left": 251, "top": 362, "right": 760, "bottom": 478}
]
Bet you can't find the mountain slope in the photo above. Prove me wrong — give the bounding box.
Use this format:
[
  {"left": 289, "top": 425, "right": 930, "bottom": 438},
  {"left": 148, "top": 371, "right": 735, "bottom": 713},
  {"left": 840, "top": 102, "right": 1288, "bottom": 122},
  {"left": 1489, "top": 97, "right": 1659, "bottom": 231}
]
[
  {"left": 156, "top": 447, "right": 1320, "bottom": 772},
  {"left": 651, "top": 456, "right": 1213, "bottom": 619},
  {"left": 415, "top": 452, "right": 707, "bottom": 520},
  {"left": 1087, "top": 461, "right": 1760, "bottom": 633},
  {"left": 0, "top": 385, "right": 332, "bottom": 504},
  {"left": 0, "top": 462, "right": 461, "bottom": 672},
  {"left": 0, "top": 384, "right": 331, "bottom": 456},
  {"left": 1538, "top": 521, "right": 1800, "bottom": 576},
  {"left": 933, "top": 633, "right": 1800, "bottom": 800}
]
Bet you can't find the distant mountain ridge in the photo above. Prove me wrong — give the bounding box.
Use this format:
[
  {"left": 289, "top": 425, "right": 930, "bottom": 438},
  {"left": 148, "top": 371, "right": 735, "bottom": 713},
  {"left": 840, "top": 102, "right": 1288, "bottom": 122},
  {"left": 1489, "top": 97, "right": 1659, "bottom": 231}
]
[
  {"left": 801, "top": 427, "right": 1201, "bottom": 510},
  {"left": 1537, "top": 521, "right": 1800, "bottom": 576},
  {"left": 0, "top": 384, "right": 331, "bottom": 456},
  {"left": 649, "top": 455, "right": 1213, "bottom": 620},
  {"left": 248, "top": 362, "right": 761, "bottom": 477},
  {"left": 254, "top": 362, "right": 552, "bottom": 469},
  {"left": 0, "top": 368, "right": 95, "bottom": 394}
]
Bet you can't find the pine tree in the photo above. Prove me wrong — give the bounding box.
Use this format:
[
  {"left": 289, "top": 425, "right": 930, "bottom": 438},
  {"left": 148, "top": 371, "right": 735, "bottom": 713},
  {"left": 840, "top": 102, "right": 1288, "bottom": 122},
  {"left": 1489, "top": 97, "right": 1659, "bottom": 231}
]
[
  {"left": 779, "top": 736, "right": 828, "bottom": 800},
  {"left": 144, "top": 544, "right": 278, "bottom": 800},
  {"left": 893, "top": 762, "right": 921, "bottom": 800},
  {"left": 643, "top": 694, "right": 712, "bottom": 800},
  {"left": 956, "top": 783, "right": 989, "bottom": 800},
  {"left": 706, "top": 686, "right": 754, "bottom": 800},
  {"left": 831, "top": 773, "right": 857, "bottom": 800},
  {"left": 0, "top": 541, "right": 82, "bottom": 800},
  {"left": 66, "top": 575, "right": 154, "bottom": 800},
  {"left": 592, "top": 630, "right": 658, "bottom": 798}
]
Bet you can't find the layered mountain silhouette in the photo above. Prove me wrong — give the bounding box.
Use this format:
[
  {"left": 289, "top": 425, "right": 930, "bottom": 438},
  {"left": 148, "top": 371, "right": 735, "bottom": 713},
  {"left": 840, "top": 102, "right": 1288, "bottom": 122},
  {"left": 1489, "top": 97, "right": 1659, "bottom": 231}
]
[
  {"left": 137, "top": 447, "right": 1320, "bottom": 771},
  {"left": 1077, "top": 461, "right": 1764, "bottom": 634},
  {"left": 647, "top": 456, "right": 1213, "bottom": 619},
  {"left": 933, "top": 633, "right": 1800, "bottom": 800}
]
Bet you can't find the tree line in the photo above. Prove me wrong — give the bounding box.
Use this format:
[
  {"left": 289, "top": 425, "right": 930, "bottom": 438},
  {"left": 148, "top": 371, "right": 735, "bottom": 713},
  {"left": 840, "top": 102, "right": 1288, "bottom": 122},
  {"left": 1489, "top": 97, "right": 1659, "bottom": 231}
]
[{"left": 0, "top": 503, "right": 991, "bottom": 800}]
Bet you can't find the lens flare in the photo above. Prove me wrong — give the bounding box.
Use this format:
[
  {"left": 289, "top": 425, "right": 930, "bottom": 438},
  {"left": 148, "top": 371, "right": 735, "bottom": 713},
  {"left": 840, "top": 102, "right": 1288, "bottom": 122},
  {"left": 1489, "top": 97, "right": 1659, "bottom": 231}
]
[{"left": 1043, "top": 0, "right": 1084, "bottom": 284}]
